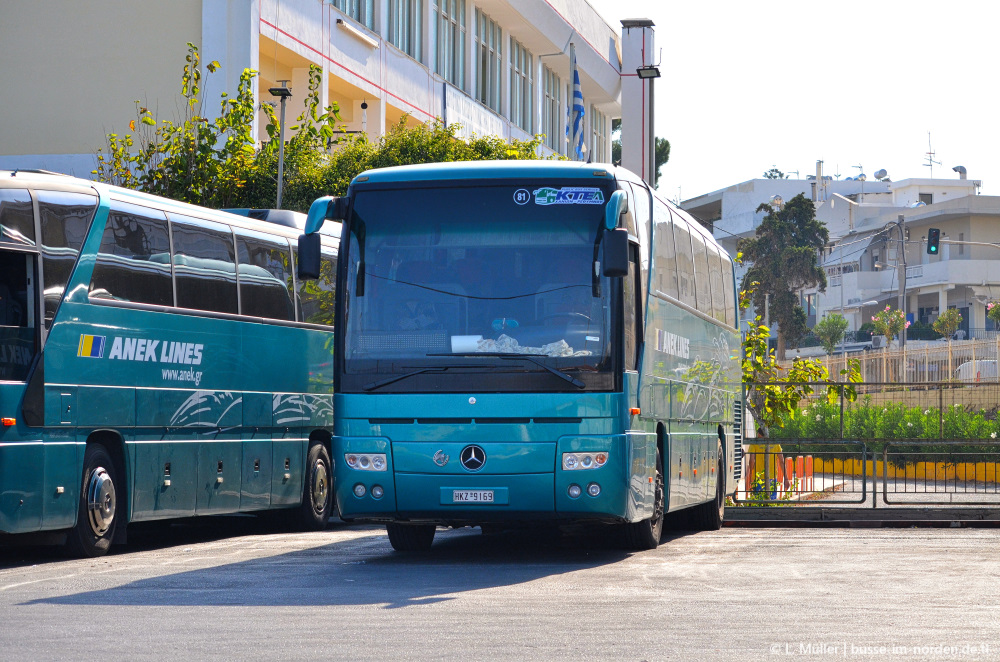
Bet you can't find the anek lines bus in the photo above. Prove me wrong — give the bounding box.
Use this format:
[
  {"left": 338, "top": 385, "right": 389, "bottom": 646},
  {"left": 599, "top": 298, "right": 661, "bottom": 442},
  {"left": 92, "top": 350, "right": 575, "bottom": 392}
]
[
  {"left": 0, "top": 170, "right": 338, "bottom": 557},
  {"left": 299, "top": 161, "right": 742, "bottom": 551}
]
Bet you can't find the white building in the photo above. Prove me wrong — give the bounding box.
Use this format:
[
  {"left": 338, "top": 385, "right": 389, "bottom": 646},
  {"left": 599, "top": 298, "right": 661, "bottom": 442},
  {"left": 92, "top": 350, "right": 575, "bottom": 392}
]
[
  {"left": 0, "top": 0, "right": 622, "bottom": 177},
  {"left": 683, "top": 163, "right": 991, "bottom": 339}
]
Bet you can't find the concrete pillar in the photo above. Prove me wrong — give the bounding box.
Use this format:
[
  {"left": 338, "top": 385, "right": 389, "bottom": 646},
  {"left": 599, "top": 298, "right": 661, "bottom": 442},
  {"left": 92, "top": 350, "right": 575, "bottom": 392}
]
[
  {"left": 620, "top": 19, "right": 655, "bottom": 186},
  {"left": 938, "top": 288, "right": 948, "bottom": 317}
]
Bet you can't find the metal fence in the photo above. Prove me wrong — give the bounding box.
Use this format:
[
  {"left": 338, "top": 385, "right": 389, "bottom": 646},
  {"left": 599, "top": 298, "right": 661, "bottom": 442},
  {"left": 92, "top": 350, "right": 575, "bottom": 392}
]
[
  {"left": 733, "top": 380, "right": 1000, "bottom": 507},
  {"left": 812, "top": 337, "right": 1000, "bottom": 384}
]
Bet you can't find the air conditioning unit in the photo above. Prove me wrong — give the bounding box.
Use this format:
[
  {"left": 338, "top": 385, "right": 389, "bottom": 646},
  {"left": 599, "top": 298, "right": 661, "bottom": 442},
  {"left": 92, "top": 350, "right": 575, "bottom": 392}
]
[{"left": 871, "top": 335, "right": 886, "bottom": 349}]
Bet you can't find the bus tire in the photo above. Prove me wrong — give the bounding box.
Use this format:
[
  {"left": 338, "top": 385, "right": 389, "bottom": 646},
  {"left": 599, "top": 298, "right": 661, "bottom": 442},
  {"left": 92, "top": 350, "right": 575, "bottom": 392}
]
[
  {"left": 692, "top": 444, "right": 725, "bottom": 531},
  {"left": 386, "top": 523, "right": 436, "bottom": 551},
  {"left": 65, "top": 445, "right": 118, "bottom": 558},
  {"left": 296, "top": 442, "right": 333, "bottom": 531},
  {"left": 623, "top": 444, "right": 664, "bottom": 550}
]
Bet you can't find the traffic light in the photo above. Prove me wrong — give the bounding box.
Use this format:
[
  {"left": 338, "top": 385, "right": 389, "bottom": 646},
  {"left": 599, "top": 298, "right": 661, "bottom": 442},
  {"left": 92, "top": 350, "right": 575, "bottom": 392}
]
[{"left": 927, "top": 228, "right": 940, "bottom": 255}]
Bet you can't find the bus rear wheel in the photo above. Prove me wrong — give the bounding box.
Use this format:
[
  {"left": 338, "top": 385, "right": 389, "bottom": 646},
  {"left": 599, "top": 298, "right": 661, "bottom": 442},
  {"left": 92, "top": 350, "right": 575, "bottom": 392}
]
[
  {"left": 386, "top": 523, "right": 436, "bottom": 551},
  {"left": 65, "top": 445, "right": 118, "bottom": 558},
  {"left": 692, "top": 443, "right": 725, "bottom": 531},
  {"left": 296, "top": 442, "right": 334, "bottom": 531},
  {"left": 623, "top": 444, "right": 664, "bottom": 550}
]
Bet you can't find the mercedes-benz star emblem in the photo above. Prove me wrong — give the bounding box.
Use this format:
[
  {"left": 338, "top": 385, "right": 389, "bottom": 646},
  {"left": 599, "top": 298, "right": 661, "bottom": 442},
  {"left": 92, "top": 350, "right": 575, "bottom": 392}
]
[{"left": 460, "top": 445, "right": 486, "bottom": 472}]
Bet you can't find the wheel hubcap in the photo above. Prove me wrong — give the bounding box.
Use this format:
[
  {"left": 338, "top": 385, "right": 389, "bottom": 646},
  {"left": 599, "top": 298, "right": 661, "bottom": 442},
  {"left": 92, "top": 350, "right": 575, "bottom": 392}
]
[
  {"left": 311, "top": 460, "right": 329, "bottom": 515},
  {"left": 86, "top": 466, "right": 116, "bottom": 536}
]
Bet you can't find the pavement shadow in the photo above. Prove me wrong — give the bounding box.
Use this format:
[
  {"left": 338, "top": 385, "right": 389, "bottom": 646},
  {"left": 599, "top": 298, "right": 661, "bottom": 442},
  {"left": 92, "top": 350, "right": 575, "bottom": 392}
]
[{"left": 22, "top": 524, "right": 632, "bottom": 609}]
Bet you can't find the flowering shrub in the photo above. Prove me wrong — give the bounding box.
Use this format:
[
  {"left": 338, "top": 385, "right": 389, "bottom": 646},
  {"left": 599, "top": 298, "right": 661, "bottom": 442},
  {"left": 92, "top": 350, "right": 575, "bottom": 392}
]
[
  {"left": 871, "top": 306, "right": 910, "bottom": 342},
  {"left": 988, "top": 301, "right": 1000, "bottom": 326}
]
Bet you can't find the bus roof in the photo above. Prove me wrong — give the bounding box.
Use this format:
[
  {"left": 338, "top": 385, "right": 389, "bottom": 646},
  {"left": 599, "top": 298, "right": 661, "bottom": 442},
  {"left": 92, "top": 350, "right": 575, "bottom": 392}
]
[{"left": 350, "top": 160, "right": 619, "bottom": 186}]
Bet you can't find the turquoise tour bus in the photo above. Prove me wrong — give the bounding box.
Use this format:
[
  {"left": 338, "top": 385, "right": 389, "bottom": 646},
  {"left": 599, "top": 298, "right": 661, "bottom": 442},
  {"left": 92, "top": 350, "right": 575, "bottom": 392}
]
[
  {"left": 298, "top": 161, "right": 742, "bottom": 551},
  {"left": 0, "top": 170, "right": 339, "bottom": 557}
]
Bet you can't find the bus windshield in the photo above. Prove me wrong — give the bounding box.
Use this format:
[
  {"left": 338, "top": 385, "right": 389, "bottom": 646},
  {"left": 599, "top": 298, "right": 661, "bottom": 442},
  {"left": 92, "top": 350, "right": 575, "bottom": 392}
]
[{"left": 341, "top": 184, "right": 615, "bottom": 392}]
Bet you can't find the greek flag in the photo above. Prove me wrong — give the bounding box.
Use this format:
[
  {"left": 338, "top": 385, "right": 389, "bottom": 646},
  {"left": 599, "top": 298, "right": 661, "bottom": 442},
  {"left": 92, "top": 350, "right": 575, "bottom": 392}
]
[{"left": 567, "top": 51, "right": 586, "bottom": 161}]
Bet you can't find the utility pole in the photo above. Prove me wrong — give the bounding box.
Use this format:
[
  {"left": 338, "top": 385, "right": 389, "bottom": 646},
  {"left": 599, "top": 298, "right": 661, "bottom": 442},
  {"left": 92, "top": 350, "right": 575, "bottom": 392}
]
[{"left": 897, "top": 214, "right": 907, "bottom": 347}]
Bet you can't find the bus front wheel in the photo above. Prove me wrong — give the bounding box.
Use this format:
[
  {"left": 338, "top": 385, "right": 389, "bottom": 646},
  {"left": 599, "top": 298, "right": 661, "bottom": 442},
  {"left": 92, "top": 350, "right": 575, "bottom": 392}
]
[
  {"left": 66, "top": 445, "right": 118, "bottom": 558},
  {"left": 623, "top": 444, "right": 664, "bottom": 550},
  {"left": 296, "top": 442, "right": 333, "bottom": 530},
  {"left": 386, "top": 523, "right": 436, "bottom": 551}
]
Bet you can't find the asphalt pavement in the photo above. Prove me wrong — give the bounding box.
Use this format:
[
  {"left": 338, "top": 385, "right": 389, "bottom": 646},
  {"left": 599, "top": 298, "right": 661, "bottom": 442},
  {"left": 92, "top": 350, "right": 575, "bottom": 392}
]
[{"left": 0, "top": 518, "right": 997, "bottom": 661}]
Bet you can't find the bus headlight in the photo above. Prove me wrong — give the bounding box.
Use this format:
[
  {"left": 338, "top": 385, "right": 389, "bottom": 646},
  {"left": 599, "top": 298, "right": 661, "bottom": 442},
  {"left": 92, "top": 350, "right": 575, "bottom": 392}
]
[
  {"left": 346, "top": 453, "right": 388, "bottom": 471},
  {"left": 587, "top": 482, "right": 601, "bottom": 497},
  {"left": 353, "top": 483, "right": 367, "bottom": 498},
  {"left": 568, "top": 484, "right": 582, "bottom": 498},
  {"left": 562, "top": 452, "right": 608, "bottom": 470}
]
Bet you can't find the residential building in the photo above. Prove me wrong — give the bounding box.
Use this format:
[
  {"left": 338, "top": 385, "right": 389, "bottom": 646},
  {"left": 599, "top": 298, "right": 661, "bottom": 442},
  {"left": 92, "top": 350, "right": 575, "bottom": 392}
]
[
  {"left": 683, "top": 162, "right": 990, "bottom": 339},
  {"left": 0, "top": 0, "right": 622, "bottom": 177}
]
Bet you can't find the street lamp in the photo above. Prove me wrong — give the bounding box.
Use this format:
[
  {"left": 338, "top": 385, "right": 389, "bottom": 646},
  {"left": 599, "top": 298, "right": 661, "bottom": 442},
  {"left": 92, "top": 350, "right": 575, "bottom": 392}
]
[
  {"left": 269, "top": 81, "right": 292, "bottom": 209},
  {"left": 635, "top": 64, "right": 660, "bottom": 186}
]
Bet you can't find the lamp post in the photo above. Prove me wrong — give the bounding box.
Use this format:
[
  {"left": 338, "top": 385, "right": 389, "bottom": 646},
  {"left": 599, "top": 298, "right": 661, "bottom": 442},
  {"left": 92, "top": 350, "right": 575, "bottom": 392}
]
[
  {"left": 636, "top": 64, "right": 660, "bottom": 187},
  {"left": 269, "top": 81, "right": 292, "bottom": 209}
]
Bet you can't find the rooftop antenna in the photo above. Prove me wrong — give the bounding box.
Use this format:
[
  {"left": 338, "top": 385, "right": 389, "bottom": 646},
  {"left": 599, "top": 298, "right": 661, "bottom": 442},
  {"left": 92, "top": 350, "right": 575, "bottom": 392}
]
[
  {"left": 924, "top": 131, "right": 941, "bottom": 178},
  {"left": 834, "top": 164, "right": 841, "bottom": 180}
]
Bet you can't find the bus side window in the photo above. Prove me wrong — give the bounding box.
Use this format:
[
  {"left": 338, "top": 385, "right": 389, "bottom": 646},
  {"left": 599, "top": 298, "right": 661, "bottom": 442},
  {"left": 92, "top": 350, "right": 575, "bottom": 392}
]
[
  {"left": 623, "top": 242, "right": 642, "bottom": 371},
  {"left": 294, "top": 243, "right": 336, "bottom": 326},
  {"left": 90, "top": 202, "right": 172, "bottom": 306},
  {"left": 0, "top": 189, "right": 36, "bottom": 248},
  {"left": 170, "top": 216, "right": 238, "bottom": 315},
  {"left": 0, "top": 251, "right": 37, "bottom": 381},
  {"left": 707, "top": 244, "right": 727, "bottom": 324},
  {"left": 652, "top": 197, "right": 678, "bottom": 300},
  {"left": 690, "top": 230, "right": 711, "bottom": 315},
  {"left": 722, "top": 255, "right": 737, "bottom": 328},
  {"left": 671, "top": 214, "right": 696, "bottom": 309},
  {"left": 236, "top": 233, "right": 295, "bottom": 321},
  {"left": 38, "top": 191, "right": 98, "bottom": 328}
]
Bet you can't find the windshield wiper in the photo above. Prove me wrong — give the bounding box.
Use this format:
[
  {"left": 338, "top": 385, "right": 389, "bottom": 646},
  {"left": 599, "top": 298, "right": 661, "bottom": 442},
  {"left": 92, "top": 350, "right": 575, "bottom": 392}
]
[
  {"left": 362, "top": 364, "right": 486, "bottom": 392},
  {"left": 428, "top": 352, "right": 585, "bottom": 389}
]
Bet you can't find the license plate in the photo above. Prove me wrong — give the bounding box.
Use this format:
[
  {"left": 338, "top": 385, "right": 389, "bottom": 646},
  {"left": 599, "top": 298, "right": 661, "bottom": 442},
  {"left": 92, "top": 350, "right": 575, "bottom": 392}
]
[{"left": 452, "top": 490, "right": 494, "bottom": 503}]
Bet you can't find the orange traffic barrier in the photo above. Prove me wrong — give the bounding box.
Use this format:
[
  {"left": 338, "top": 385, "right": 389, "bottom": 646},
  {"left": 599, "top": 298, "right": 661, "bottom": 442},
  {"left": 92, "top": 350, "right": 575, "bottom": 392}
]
[
  {"left": 784, "top": 457, "right": 794, "bottom": 493},
  {"left": 796, "top": 456, "right": 805, "bottom": 493},
  {"left": 805, "top": 455, "right": 814, "bottom": 491}
]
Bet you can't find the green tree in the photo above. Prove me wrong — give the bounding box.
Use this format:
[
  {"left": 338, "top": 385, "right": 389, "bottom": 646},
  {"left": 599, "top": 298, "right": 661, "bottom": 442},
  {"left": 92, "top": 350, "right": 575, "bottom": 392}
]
[
  {"left": 763, "top": 167, "right": 787, "bottom": 179},
  {"left": 610, "top": 119, "right": 670, "bottom": 186},
  {"left": 932, "top": 308, "right": 962, "bottom": 340},
  {"left": 738, "top": 193, "right": 829, "bottom": 359},
  {"left": 739, "top": 283, "right": 860, "bottom": 438},
  {"left": 96, "top": 44, "right": 549, "bottom": 212},
  {"left": 813, "top": 313, "right": 849, "bottom": 355}
]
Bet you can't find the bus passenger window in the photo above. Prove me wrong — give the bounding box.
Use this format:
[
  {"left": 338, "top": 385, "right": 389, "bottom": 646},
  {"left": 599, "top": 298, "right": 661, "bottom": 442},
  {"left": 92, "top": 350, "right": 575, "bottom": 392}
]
[
  {"left": 652, "top": 199, "right": 679, "bottom": 300},
  {"left": 171, "top": 217, "right": 238, "bottom": 315},
  {"left": 623, "top": 243, "right": 641, "bottom": 371},
  {"left": 722, "top": 257, "right": 736, "bottom": 328},
  {"left": 691, "top": 231, "right": 711, "bottom": 315},
  {"left": 707, "top": 245, "right": 727, "bottom": 324},
  {"left": 671, "top": 218, "right": 696, "bottom": 309},
  {"left": 90, "top": 203, "right": 172, "bottom": 306},
  {"left": 237, "top": 234, "right": 295, "bottom": 321},
  {"left": 0, "top": 251, "right": 37, "bottom": 381},
  {"left": 0, "top": 189, "right": 36, "bottom": 248},
  {"left": 38, "top": 191, "right": 98, "bottom": 327}
]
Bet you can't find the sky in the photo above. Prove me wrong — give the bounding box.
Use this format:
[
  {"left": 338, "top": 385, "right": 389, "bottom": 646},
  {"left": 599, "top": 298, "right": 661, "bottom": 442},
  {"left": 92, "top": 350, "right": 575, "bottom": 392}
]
[{"left": 587, "top": 0, "right": 1000, "bottom": 202}]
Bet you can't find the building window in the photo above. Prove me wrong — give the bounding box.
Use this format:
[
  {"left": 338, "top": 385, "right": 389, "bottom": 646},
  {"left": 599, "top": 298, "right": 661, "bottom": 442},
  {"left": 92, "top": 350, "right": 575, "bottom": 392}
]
[
  {"left": 388, "top": 0, "right": 424, "bottom": 61},
  {"left": 509, "top": 37, "right": 533, "bottom": 133},
  {"left": 590, "top": 105, "right": 607, "bottom": 162},
  {"left": 475, "top": 9, "right": 501, "bottom": 112},
  {"left": 919, "top": 192, "right": 933, "bottom": 205},
  {"left": 332, "top": 0, "right": 374, "bottom": 30},
  {"left": 541, "top": 67, "right": 561, "bottom": 152},
  {"left": 436, "top": 0, "right": 466, "bottom": 89}
]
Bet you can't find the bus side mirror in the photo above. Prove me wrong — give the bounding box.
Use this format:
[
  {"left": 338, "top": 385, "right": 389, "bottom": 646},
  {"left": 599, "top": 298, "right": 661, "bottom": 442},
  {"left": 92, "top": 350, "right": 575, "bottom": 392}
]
[
  {"left": 297, "top": 233, "right": 322, "bottom": 280},
  {"left": 602, "top": 228, "right": 629, "bottom": 278}
]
